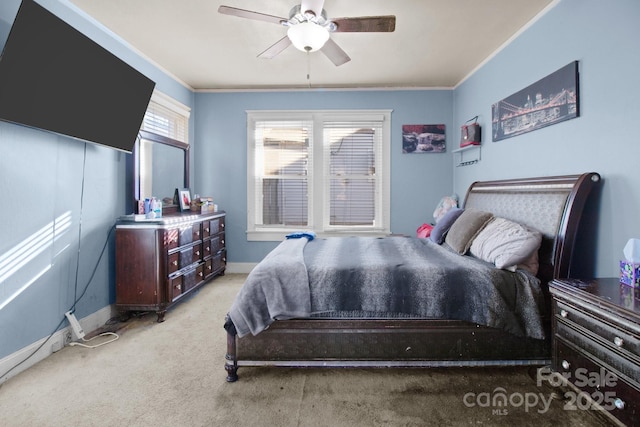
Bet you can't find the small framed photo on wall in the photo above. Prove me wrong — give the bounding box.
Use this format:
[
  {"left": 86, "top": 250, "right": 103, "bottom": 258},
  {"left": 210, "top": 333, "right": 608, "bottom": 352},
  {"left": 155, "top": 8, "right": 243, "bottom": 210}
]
[{"left": 402, "top": 124, "right": 446, "bottom": 153}]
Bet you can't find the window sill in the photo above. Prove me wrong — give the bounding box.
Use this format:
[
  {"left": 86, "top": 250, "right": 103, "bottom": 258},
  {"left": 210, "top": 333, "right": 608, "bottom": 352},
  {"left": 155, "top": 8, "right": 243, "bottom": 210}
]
[{"left": 246, "top": 229, "right": 390, "bottom": 242}]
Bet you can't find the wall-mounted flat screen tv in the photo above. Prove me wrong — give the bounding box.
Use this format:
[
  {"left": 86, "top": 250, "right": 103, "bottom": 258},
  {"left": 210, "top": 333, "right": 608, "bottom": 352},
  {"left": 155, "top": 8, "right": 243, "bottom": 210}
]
[{"left": 0, "top": 0, "right": 155, "bottom": 152}]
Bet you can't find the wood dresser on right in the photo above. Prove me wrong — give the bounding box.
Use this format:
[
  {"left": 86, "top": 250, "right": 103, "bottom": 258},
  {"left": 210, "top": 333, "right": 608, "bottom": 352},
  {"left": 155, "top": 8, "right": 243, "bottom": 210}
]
[{"left": 549, "top": 278, "right": 640, "bottom": 426}]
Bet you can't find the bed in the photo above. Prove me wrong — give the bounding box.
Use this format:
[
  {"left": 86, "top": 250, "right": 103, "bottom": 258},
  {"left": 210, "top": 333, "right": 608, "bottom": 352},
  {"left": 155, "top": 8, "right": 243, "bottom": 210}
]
[{"left": 224, "top": 173, "right": 601, "bottom": 382}]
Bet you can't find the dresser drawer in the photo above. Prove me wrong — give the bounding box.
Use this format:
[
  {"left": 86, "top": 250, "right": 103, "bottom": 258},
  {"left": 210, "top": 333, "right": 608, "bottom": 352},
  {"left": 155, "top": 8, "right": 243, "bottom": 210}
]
[
  {"left": 207, "top": 217, "right": 225, "bottom": 235},
  {"left": 555, "top": 320, "right": 640, "bottom": 384},
  {"left": 183, "top": 265, "right": 205, "bottom": 293},
  {"left": 192, "top": 222, "right": 203, "bottom": 241},
  {"left": 555, "top": 299, "right": 640, "bottom": 360},
  {"left": 170, "top": 275, "right": 183, "bottom": 300},
  {"left": 555, "top": 339, "right": 640, "bottom": 426},
  {"left": 168, "top": 243, "right": 203, "bottom": 274},
  {"left": 179, "top": 224, "right": 195, "bottom": 246},
  {"left": 168, "top": 252, "right": 180, "bottom": 275},
  {"left": 179, "top": 244, "right": 200, "bottom": 268},
  {"left": 209, "top": 235, "right": 225, "bottom": 254},
  {"left": 165, "top": 229, "right": 179, "bottom": 251},
  {"left": 205, "top": 251, "right": 226, "bottom": 277},
  {"left": 170, "top": 265, "right": 206, "bottom": 299},
  {"left": 165, "top": 226, "right": 201, "bottom": 249}
]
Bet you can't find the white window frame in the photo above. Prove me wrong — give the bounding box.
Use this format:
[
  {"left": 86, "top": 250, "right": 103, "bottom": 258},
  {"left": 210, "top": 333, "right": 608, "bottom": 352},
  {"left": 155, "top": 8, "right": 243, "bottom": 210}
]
[{"left": 247, "top": 109, "right": 391, "bottom": 242}]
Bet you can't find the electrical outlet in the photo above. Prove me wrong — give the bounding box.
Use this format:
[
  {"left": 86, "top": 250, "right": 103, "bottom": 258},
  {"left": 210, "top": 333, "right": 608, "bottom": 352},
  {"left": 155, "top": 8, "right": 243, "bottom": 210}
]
[
  {"left": 64, "top": 331, "right": 72, "bottom": 345},
  {"left": 51, "top": 336, "right": 64, "bottom": 353}
]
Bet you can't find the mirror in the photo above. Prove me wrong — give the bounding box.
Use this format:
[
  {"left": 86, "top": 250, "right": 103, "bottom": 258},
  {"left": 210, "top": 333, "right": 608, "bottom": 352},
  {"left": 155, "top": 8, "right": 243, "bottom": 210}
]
[{"left": 134, "top": 129, "right": 189, "bottom": 210}]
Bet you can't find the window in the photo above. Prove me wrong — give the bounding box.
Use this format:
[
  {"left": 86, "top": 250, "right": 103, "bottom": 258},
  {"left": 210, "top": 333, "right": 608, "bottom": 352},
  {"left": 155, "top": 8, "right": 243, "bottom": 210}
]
[
  {"left": 247, "top": 110, "right": 391, "bottom": 241},
  {"left": 142, "top": 91, "right": 190, "bottom": 142}
]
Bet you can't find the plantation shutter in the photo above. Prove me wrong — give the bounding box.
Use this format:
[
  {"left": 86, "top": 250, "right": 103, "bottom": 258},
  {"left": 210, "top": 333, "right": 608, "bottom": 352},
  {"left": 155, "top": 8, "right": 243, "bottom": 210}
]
[{"left": 254, "top": 120, "right": 312, "bottom": 227}]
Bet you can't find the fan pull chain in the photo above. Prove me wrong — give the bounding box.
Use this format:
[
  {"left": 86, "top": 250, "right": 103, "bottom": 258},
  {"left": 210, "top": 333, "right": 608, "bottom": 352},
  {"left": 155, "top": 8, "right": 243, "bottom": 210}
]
[{"left": 306, "top": 51, "right": 311, "bottom": 88}]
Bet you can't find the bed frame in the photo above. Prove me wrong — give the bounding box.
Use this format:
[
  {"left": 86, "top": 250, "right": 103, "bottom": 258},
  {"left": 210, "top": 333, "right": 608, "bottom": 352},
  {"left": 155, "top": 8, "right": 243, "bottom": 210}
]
[{"left": 225, "top": 173, "right": 601, "bottom": 382}]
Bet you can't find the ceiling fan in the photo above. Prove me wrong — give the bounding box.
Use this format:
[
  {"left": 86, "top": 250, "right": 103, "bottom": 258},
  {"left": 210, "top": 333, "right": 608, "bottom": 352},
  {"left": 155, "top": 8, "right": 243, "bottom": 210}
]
[{"left": 218, "top": 0, "right": 396, "bottom": 66}]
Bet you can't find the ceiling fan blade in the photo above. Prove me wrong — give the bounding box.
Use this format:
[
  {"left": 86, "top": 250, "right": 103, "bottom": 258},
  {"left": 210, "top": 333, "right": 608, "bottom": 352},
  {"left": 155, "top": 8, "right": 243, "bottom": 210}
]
[
  {"left": 257, "top": 36, "right": 292, "bottom": 59},
  {"left": 320, "top": 38, "right": 351, "bottom": 66},
  {"left": 331, "top": 15, "right": 396, "bottom": 32},
  {"left": 218, "top": 5, "right": 286, "bottom": 25},
  {"left": 300, "top": 0, "right": 325, "bottom": 17}
]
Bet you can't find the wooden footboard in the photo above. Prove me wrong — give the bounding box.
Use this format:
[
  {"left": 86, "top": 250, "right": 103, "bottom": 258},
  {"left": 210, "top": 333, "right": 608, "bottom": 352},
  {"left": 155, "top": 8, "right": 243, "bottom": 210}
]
[{"left": 225, "top": 319, "right": 550, "bottom": 382}]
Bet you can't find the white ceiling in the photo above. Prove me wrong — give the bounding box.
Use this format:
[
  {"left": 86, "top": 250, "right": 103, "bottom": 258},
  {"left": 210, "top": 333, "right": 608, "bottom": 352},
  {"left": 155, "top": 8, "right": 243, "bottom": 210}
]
[{"left": 69, "top": 0, "right": 554, "bottom": 91}]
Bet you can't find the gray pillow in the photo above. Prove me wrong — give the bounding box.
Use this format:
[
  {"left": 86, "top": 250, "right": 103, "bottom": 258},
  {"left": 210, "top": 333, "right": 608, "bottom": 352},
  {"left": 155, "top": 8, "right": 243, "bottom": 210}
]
[
  {"left": 430, "top": 207, "right": 464, "bottom": 244},
  {"left": 469, "top": 217, "right": 542, "bottom": 273},
  {"left": 445, "top": 209, "right": 494, "bottom": 254}
]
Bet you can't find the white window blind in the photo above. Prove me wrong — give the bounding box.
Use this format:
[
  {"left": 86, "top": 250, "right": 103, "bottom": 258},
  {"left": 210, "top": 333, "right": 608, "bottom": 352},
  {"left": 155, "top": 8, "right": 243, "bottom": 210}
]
[
  {"left": 141, "top": 92, "right": 189, "bottom": 143},
  {"left": 247, "top": 110, "right": 391, "bottom": 241},
  {"left": 253, "top": 120, "right": 312, "bottom": 227},
  {"left": 323, "top": 121, "right": 383, "bottom": 229}
]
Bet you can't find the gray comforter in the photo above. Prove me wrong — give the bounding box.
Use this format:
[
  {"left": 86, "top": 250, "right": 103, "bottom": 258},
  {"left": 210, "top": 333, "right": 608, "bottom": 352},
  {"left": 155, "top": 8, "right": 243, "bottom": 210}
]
[{"left": 228, "top": 236, "right": 545, "bottom": 340}]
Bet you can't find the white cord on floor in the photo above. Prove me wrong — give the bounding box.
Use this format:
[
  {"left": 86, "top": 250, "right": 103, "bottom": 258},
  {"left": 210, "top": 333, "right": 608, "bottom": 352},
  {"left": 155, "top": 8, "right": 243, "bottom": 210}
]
[{"left": 69, "top": 332, "right": 119, "bottom": 349}]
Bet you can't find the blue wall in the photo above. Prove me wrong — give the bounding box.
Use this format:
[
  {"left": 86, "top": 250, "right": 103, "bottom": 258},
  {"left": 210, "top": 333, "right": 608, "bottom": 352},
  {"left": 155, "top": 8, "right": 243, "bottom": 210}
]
[
  {"left": 453, "top": 0, "right": 640, "bottom": 277},
  {"left": 193, "top": 90, "right": 453, "bottom": 263},
  {"left": 0, "top": 0, "right": 193, "bottom": 360}
]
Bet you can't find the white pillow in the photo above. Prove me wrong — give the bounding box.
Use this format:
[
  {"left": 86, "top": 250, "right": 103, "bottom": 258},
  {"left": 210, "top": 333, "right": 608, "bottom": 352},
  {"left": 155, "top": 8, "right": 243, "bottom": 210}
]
[{"left": 469, "top": 217, "right": 542, "bottom": 273}]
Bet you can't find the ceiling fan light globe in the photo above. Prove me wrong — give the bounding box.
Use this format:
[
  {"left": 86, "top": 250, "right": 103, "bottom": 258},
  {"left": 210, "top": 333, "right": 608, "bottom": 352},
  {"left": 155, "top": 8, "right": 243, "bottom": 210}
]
[{"left": 287, "top": 22, "right": 329, "bottom": 52}]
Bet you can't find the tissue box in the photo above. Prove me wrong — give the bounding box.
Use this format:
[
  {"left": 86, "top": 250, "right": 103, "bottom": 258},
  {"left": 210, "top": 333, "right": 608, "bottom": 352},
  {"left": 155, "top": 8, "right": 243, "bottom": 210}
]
[{"left": 619, "top": 260, "right": 640, "bottom": 287}]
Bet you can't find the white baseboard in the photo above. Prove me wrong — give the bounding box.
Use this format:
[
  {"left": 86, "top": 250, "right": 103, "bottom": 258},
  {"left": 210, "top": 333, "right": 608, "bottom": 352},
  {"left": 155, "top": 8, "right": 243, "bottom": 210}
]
[
  {"left": 0, "top": 305, "right": 115, "bottom": 384},
  {"left": 225, "top": 262, "right": 256, "bottom": 274}
]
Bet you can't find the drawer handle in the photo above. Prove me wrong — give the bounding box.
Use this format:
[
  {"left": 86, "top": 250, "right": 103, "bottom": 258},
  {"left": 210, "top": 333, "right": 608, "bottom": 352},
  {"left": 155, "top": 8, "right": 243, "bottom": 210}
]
[
  {"left": 198, "top": 271, "right": 203, "bottom": 277},
  {"left": 222, "top": 239, "right": 225, "bottom": 245},
  {"left": 614, "top": 398, "right": 625, "bottom": 410},
  {"left": 205, "top": 227, "right": 210, "bottom": 233},
  {"left": 172, "top": 260, "right": 178, "bottom": 266},
  {"left": 195, "top": 231, "right": 200, "bottom": 236},
  {"left": 561, "top": 360, "right": 570, "bottom": 370},
  {"left": 221, "top": 223, "right": 225, "bottom": 228},
  {"left": 196, "top": 251, "right": 201, "bottom": 256},
  {"left": 175, "top": 284, "right": 181, "bottom": 291},
  {"left": 560, "top": 309, "right": 568, "bottom": 318},
  {"left": 613, "top": 336, "right": 624, "bottom": 347}
]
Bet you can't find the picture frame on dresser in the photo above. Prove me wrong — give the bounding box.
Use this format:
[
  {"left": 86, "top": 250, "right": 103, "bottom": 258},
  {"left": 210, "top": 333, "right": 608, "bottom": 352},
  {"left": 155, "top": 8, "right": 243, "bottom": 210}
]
[{"left": 176, "top": 188, "right": 191, "bottom": 211}]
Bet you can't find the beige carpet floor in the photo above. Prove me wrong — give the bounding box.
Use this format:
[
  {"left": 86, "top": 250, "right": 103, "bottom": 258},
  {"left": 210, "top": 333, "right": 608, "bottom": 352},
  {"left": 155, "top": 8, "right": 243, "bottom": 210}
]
[{"left": 0, "top": 274, "right": 613, "bottom": 426}]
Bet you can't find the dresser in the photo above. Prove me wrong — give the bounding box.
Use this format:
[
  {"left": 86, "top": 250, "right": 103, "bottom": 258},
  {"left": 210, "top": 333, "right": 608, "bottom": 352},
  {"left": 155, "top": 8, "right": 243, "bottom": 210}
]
[
  {"left": 116, "top": 211, "right": 226, "bottom": 322},
  {"left": 549, "top": 278, "right": 640, "bottom": 426}
]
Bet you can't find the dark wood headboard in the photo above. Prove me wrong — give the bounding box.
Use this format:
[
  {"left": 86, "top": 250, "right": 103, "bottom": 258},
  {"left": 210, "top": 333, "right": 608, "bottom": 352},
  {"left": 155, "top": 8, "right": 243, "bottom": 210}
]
[{"left": 463, "top": 172, "right": 601, "bottom": 285}]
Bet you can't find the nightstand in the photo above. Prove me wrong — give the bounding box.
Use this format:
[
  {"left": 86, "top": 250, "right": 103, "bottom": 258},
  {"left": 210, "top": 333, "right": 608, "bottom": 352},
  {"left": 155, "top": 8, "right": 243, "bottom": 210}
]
[{"left": 549, "top": 278, "right": 640, "bottom": 426}]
